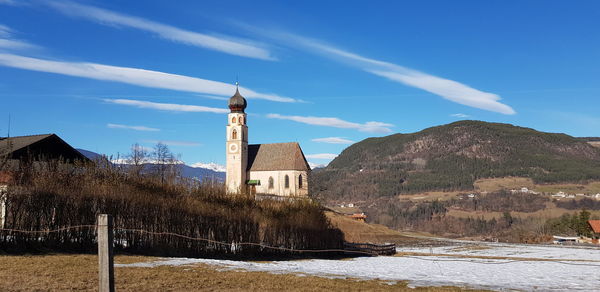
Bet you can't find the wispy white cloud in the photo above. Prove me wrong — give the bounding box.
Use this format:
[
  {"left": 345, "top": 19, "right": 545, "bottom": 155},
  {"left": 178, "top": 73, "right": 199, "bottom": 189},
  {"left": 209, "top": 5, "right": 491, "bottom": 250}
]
[
  {"left": 196, "top": 94, "right": 230, "bottom": 101},
  {"left": 0, "top": 0, "right": 20, "bottom": 6},
  {"left": 245, "top": 27, "right": 515, "bottom": 115},
  {"left": 0, "top": 24, "right": 11, "bottom": 37},
  {"left": 266, "top": 113, "right": 393, "bottom": 133},
  {"left": 305, "top": 153, "right": 338, "bottom": 160},
  {"left": 312, "top": 137, "right": 354, "bottom": 144},
  {"left": 451, "top": 113, "right": 470, "bottom": 118},
  {"left": 104, "top": 99, "right": 229, "bottom": 114},
  {"left": 0, "top": 53, "right": 297, "bottom": 102},
  {"left": 144, "top": 139, "right": 201, "bottom": 147},
  {"left": 107, "top": 123, "right": 160, "bottom": 132},
  {"left": 43, "top": 1, "right": 275, "bottom": 61},
  {"left": 0, "top": 24, "right": 38, "bottom": 51}
]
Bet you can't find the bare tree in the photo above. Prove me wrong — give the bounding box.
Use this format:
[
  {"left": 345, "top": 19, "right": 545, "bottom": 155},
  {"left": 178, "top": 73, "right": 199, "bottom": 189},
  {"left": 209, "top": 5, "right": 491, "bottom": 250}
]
[
  {"left": 126, "top": 143, "right": 148, "bottom": 177},
  {"left": 152, "top": 142, "right": 179, "bottom": 184}
]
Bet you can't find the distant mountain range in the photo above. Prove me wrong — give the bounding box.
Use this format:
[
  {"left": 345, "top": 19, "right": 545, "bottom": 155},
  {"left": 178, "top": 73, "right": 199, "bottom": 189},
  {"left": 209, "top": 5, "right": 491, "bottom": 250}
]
[
  {"left": 311, "top": 120, "right": 600, "bottom": 202},
  {"left": 76, "top": 148, "right": 225, "bottom": 182}
]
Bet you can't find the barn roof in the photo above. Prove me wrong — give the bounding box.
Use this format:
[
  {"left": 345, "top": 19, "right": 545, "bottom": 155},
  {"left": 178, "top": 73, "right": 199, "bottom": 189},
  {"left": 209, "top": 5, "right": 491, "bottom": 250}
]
[
  {"left": 589, "top": 220, "right": 600, "bottom": 233},
  {"left": 247, "top": 142, "right": 310, "bottom": 172},
  {"left": 0, "top": 134, "right": 88, "bottom": 162},
  {"left": 0, "top": 134, "right": 52, "bottom": 154}
]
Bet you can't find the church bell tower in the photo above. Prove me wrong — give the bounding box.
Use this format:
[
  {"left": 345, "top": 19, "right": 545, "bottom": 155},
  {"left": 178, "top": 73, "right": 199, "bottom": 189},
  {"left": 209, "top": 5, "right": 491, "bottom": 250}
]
[{"left": 225, "top": 84, "right": 248, "bottom": 194}]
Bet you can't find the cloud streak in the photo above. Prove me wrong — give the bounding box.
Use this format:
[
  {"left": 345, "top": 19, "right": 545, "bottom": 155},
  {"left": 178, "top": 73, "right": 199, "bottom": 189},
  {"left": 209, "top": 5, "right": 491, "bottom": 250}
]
[
  {"left": 266, "top": 113, "right": 393, "bottom": 133},
  {"left": 0, "top": 24, "right": 38, "bottom": 51},
  {"left": 104, "top": 99, "right": 229, "bottom": 114},
  {"left": 0, "top": 53, "right": 297, "bottom": 102},
  {"left": 0, "top": 0, "right": 20, "bottom": 6},
  {"left": 44, "top": 0, "right": 275, "bottom": 61},
  {"left": 247, "top": 28, "right": 515, "bottom": 115},
  {"left": 305, "top": 153, "right": 338, "bottom": 160},
  {"left": 451, "top": 113, "right": 470, "bottom": 118},
  {"left": 312, "top": 137, "right": 354, "bottom": 144},
  {"left": 107, "top": 123, "right": 160, "bottom": 131}
]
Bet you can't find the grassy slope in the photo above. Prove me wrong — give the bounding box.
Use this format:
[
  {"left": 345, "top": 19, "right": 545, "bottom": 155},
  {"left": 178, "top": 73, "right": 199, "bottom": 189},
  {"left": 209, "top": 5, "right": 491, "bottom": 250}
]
[
  {"left": 325, "top": 211, "right": 428, "bottom": 245},
  {"left": 0, "top": 254, "right": 482, "bottom": 291}
]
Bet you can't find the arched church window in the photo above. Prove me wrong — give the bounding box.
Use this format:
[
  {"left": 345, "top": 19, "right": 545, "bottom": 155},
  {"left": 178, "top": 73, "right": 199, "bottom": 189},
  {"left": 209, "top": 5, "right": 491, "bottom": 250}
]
[
  {"left": 232, "top": 129, "right": 237, "bottom": 140},
  {"left": 298, "top": 175, "right": 303, "bottom": 189},
  {"left": 284, "top": 175, "right": 290, "bottom": 189},
  {"left": 268, "top": 177, "right": 274, "bottom": 189},
  {"left": 239, "top": 116, "right": 244, "bottom": 124},
  {"left": 232, "top": 117, "right": 237, "bottom": 124}
]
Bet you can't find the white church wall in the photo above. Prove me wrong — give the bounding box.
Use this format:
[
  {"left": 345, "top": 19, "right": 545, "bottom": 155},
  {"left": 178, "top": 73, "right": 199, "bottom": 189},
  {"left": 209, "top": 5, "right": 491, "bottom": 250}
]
[{"left": 249, "top": 170, "right": 308, "bottom": 197}]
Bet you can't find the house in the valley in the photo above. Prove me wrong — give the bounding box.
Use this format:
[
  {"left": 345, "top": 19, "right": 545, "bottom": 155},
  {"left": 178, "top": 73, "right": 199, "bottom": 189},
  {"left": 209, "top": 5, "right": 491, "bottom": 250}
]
[
  {"left": 350, "top": 213, "right": 367, "bottom": 222},
  {"left": 588, "top": 220, "right": 600, "bottom": 244}
]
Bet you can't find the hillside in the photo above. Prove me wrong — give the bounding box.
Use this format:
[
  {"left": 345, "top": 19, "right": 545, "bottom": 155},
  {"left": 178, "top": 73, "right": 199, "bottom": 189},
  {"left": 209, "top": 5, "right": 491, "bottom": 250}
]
[{"left": 312, "top": 120, "right": 600, "bottom": 201}]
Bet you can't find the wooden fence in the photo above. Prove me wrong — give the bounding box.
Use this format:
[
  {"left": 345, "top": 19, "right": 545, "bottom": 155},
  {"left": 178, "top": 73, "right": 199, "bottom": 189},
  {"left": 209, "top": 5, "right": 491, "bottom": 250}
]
[{"left": 343, "top": 242, "right": 396, "bottom": 256}]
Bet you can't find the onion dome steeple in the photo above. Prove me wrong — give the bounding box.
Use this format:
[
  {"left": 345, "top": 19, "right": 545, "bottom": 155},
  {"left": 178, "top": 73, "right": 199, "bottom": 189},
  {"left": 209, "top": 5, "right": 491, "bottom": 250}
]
[{"left": 228, "top": 82, "right": 247, "bottom": 113}]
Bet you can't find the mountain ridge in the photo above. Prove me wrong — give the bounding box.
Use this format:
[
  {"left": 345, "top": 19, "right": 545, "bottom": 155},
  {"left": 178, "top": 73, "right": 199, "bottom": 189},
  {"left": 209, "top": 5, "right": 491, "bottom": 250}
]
[
  {"left": 311, "top": 120, "right": 600, "bottom": 201},
  {"left": 76, "top": 148, "right": 225, "bottom": 181}
]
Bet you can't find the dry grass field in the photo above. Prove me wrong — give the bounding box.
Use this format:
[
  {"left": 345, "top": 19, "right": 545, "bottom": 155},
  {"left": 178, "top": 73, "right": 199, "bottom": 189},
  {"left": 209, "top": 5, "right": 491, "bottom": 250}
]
[
  {"left": 0, "top": 254, "right": 482, "bottom": 291},
  {"left": 474, "top": 177, "right": 535, "bottom": 192},
  {"left": 398, "top": 191, "right": 462, "bottom": 202},
  {"left": 447, "top": 204, "right": 600, "bottom": 220},
  {"left": 325, "top": 211, "right": 428, "bottom": 245},
  {"left": 474, "top": 177, "right": 600, "bottom": 194}
]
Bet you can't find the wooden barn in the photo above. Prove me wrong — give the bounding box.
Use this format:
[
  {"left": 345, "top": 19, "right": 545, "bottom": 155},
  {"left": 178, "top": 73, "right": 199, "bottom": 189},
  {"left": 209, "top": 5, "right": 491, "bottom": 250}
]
[{"left": 0, "top": 134, "right": 88, "bottom": 162}]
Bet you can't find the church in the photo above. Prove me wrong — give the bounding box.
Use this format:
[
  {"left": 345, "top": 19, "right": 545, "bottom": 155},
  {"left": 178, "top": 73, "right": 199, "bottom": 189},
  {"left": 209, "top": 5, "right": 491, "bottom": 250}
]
[{"left": 225, "top": 86, "right": 310, "bottom": 197}]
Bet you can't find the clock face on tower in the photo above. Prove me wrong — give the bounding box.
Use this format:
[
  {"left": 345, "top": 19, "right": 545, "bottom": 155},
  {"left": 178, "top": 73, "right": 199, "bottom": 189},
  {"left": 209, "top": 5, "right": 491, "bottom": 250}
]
[{"left": 229, "top": 143, "right": 238, "bottom": 153}]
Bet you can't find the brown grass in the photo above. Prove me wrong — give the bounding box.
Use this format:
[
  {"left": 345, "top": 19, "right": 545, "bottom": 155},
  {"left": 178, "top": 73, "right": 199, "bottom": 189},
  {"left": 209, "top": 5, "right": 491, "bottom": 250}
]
[
  {"left": 398, "top": 192, "right": 461, "bottom": 202},
  {"left": 474, "top": 177, "right": 535, "bottom": 192},
  {"left": 446, "top": 204, "right": 600, "bottom": 220},
  {"left": 474, "top": 177, "right": 600, "bottom": 194},
  {"left": 325, "top": 211, "right": 428, "bottom": 245},
  {"left": 0, "top": 254, "right": 484, "bottom": 291}
]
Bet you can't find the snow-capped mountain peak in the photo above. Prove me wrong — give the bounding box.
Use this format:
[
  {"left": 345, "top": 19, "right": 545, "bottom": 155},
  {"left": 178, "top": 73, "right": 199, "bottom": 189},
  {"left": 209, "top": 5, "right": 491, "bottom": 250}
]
[{"left": 190, "top": 162, "right": 226, "bottom": 172}]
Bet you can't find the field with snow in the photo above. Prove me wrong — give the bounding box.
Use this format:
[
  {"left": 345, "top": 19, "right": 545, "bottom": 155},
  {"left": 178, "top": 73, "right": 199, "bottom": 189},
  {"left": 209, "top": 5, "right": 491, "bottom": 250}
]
[{"left": 117, "top": 240, "right": 600, "bottom": 291}]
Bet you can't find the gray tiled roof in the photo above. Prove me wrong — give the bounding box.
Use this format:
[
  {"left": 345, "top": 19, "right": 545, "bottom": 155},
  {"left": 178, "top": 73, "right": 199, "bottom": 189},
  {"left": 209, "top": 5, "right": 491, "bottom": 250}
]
[{"left": 247, "top": 142, "right": 310, "bottom": 171}]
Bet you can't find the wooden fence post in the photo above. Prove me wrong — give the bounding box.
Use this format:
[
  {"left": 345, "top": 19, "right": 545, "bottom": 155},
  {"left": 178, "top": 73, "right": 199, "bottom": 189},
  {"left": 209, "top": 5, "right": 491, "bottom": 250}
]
[{"left": 97, "top": 214, "right": 115, "bottom": 292}]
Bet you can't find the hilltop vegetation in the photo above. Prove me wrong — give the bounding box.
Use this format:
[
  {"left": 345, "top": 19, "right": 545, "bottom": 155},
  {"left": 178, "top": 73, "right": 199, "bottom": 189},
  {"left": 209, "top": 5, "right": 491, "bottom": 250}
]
[
  {"left": 1, "top": 156, "right": 343, "bottom": 258},
  {"left": 312, "top": 120, "right": 600, "bottom": 201}
]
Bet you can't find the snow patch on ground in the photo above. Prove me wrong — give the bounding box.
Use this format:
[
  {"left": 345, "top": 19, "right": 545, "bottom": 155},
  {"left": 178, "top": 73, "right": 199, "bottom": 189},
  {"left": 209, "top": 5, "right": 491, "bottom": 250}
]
[{"left": 117, "top": 241, "right": 600, "bottom": 291}]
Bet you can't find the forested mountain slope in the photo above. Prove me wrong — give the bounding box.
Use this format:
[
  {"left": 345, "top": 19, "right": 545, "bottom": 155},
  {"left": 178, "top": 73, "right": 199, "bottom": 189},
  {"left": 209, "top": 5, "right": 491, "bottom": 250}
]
[{"left": 311, "top": 121, "right": 600, "bottom": 201}]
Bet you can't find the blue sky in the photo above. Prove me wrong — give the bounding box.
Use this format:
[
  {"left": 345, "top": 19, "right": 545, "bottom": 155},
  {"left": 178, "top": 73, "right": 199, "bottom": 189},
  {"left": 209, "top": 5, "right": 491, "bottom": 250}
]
[{"left": 1, "top": 0, "right": 599, "bottom": 167}]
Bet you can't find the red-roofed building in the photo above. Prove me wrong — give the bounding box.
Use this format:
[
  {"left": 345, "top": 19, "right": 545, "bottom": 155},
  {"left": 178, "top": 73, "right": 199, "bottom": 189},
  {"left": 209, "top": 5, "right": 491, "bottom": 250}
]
[
  {"left": 588, "top": 220, "right": 600, "bottom": 244},
  {"left": 350, "top": 213, "right": 367, "bottom": 223}
]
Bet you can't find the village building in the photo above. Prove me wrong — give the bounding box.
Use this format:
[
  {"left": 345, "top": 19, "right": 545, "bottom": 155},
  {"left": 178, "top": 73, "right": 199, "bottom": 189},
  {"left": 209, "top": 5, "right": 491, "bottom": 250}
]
[
  {"left": 0, "top": 134, "right": 89, "bottom": 228},
  {"left": 350, "top": 213, "right": 367, "bottom": 222},
  {"left": 225, "top": 86, "right": 310, "bottom": 197},
  {"left": 589, "top": 220, "right": 600, "bottom": 243},
  {"left": 0, "top": 134, "right": 88, "bottom": 162}
]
